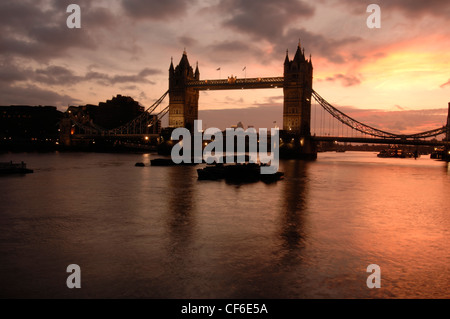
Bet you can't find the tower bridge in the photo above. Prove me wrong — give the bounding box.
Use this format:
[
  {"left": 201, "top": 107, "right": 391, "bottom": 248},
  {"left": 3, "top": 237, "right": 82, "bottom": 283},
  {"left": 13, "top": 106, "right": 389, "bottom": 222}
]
[
  {"left": 168, "top": 44, "right": 316, "bottom": 159},
  {"left": 66, "top": 42, "right": 450, "bottom": 159}
]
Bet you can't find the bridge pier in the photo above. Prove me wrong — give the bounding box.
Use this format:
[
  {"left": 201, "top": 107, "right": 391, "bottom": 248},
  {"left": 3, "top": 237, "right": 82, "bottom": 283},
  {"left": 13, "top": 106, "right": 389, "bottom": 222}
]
[{"left": 279, "top": 131, "right": 317, "bottom": 160}]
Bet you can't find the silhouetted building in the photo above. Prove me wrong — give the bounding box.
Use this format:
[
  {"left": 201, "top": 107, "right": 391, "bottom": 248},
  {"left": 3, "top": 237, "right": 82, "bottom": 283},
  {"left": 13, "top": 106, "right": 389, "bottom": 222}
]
[
  {"left": 66, "top": 95, "right": 146, "bottom": 130},
  {"left": 0, "top": 105, "right": 62, "bottom": 143},
  {"left": 96, "top": 95, "right": 144, "bottom": 129}
]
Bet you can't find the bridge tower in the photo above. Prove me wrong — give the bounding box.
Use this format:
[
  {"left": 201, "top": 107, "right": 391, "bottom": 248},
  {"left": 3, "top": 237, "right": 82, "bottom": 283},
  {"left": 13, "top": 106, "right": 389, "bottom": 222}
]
[
  {"left": 447, "top": 102, "right": 450, "bottom": 141},
  {"left": 168, "top": 50, "right": 199, "bottom": 131},
  {"left": 283, "top": 42, "right": 313, "bottom": 134},
  {"left": 281, "top": 42, "right": 316, "bottom": 159}
]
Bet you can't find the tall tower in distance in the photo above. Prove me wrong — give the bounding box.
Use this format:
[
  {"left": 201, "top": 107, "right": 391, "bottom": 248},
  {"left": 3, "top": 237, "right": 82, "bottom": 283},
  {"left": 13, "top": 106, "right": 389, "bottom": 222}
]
[
  {"left": 168, "top": 50, "right": 199, "bottom": 131},
  {"left": 283, "top": 42, "right": 313, "bottom": 136}
]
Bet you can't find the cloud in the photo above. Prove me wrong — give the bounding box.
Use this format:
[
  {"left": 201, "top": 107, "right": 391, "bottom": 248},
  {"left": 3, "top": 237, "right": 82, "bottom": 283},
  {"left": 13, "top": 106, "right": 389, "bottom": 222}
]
[
  {"left": 122, "top": 0, "right": 195, "bottom": 20},
  {"left": 0, "top": 59, "right": 161, "bottom": 106},
  {"left": 323, "top": 73, "right": 362, "bottom": 87},
  {"left": 279, "top": 28, "right": 363, "bottom": 64},
  {"left": 0, "top": 60, "right": 31, "bottom": 83},
  {"left": 0, "top": 0, "right": 116, "bottom": 62},
  {"left": 35, "top": 66, "right": 84, "bottom": 85},
  {"left": 0, "top": 83, "right": 80, "bottom": 107},
  {"left": 216, "top": 0, "right": 315, "bottom": 41},
  {"left": 178, "top": 36, "right": 198, "bottom": 48},
  {"left": 85, "top": 68, "right": 161, "bottom": 85},
  {"left": 337, "top": 0, "right": 450, "bottom": 19},
  {"left": 205, "top": 40, "right": 264, "bottom": 63},
  {"left": 440, "top": 79, "right": 450, "bottom": 88},
  {"left": 264, "top": 96, "right": 284, "bottom": 105},
  {"left": 6, "top": 62, "right": 162, "bottom": 86}
]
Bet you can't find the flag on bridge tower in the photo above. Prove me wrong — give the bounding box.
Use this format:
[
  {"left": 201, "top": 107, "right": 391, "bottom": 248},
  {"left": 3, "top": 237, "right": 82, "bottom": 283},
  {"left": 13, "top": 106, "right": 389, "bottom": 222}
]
[
  {"left": 242, "top": 66, "right": 246, "bottom": 71},
  {"left": 216, "top": 67, "right": 221, "bottom": 71}
]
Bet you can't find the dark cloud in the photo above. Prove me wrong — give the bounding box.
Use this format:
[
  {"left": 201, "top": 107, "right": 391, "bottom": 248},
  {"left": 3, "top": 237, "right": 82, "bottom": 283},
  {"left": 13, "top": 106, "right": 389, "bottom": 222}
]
[
  {"left": 0, "top": 1, "right": 50, "bottom": 32},
  {"left": 0, "top": 83, "right": 80, "bottom": 107},
  {"left": 0, "top": 60, "right": 161, "bottom": 91},
  {"left": 85, "top": 68, "right": 161, "bottom": 85},
  {"left": 33, "top": 66, "right": 161, "bottom": 86},
  {"left": 0, "top": 0, "right": 115, "bottom": 62},
  {"left": 122, "top": 0, "right": 194, "bottom": 20},
  {"left": 278, "top": 28, "right": 363, "bottom": 64},
  {"left": 323, "top": 73, "right": 362, "bottom": 87},
  {"left": 209, "top": 40, "right": 252, "bottom": 53},
  {"left": 35, "top": 66, "right": 83, "bottom": 85},
  {"left": 178, "top": 36, "right": 198, "bottom": 48},
  {"left": 120, "top": 85, "right": 139, "bottom": 91},
  {"left": 216, "top": 0, "right": 315, "bottom": 41},
  {"left": 205, "top": 40, "right": 264, "bottom": 63},
  {"left": 0, "top": 60, "right": 31, "bottom": 83},
  {"left": 337, "top": 0, "right": 450, "bottom": 19}
]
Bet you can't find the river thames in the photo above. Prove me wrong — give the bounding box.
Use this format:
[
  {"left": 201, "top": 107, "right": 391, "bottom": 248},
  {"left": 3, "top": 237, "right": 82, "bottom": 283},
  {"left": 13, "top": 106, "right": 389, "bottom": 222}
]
[{"left": 0, "top": 151, "right": 449, "bottom": 298}]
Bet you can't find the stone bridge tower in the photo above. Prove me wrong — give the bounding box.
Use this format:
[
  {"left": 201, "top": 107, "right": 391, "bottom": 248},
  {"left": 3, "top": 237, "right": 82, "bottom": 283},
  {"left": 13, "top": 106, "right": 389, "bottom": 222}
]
[
  {"left": 281, "top": 42, "right": 316, "bottom": 159},
  {"left": 168, "top": 50, "right": 199, "bottom": 131},
  {"left": 283, "top": 43, "right": 313, "bottom": 135}
]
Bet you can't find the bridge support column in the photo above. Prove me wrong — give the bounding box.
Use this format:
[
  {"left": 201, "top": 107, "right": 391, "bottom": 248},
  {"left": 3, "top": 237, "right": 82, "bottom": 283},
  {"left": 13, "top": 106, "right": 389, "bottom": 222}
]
[
  {"left": 59, "top": 118, "right": 72, "bottom": 147},
  {"left": 279, "top": 131, "right": 317, "bottom": 160}
]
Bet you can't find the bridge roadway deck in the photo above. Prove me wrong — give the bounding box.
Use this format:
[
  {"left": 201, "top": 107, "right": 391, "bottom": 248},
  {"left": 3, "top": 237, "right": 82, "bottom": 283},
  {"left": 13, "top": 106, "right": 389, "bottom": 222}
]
[
  {"left": 313, "top": 136, "right": 450, "bottom": 147},
  {"left": 186, "top": 77, "right": 285, "bottom": 90}
]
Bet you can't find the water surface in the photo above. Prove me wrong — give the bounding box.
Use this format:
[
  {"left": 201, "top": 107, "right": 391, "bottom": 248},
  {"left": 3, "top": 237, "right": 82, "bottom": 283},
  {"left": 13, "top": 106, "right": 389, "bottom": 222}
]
[{"left": 0, "top": 151, "right": 449, "bottom": 298}]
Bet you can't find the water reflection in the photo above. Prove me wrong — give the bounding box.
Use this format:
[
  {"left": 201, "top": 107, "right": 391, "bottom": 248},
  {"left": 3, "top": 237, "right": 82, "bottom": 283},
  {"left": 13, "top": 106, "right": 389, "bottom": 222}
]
[
  {"left": 165, "top": 167, "right": 197, "bottom": 247},
  {"left": 277, "top": 160, "right": 310, "bottom": 264}
]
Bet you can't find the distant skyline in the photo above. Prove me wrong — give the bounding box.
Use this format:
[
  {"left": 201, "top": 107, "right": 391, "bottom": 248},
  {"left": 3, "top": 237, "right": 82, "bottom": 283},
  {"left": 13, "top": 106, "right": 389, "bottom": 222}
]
[{"left": 1, "top": 0, "right": 450, "bottom": 132}]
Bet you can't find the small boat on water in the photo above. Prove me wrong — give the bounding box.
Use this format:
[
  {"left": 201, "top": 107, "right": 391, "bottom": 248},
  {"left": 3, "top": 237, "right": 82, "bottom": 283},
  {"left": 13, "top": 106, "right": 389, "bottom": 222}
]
[
  {"left": 377, "top": 149, "right": 415, "bottom": 158},
  {"left": 197, "top": 162, "right": 284, "bottom": 183},
  {"left": 0, "top": 161, "right": 33, "bottom": 174},
  {"left": 430, "top": 147, "right": 450, "bottom": 161},
  {"left": 150, "top": 158, "right": 198, "bottom": 166}
]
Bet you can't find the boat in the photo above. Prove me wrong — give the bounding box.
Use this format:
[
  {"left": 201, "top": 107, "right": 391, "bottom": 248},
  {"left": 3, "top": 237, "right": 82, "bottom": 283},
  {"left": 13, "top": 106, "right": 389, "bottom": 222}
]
[
  {"left": 0, "top": 161, "right": 34, "bottom": 174},
  {"left": 431, "top": 147, "right": 450, "bottom": 161},
  {"left": 150, "top": 158, "right": 198, "bottom": 166},
  {"left": 431, "top": 147, "right": 445, "bottom": 160},
  {"left": 377, "top": 148, "right": 414, "bottom": 158},
  {"left": 197, "top": 163, "right": 226, "bottom": 180},
  {"left": 260, "top": 171, "right": 285, "bottom": 184},
  {"left": 135, "top": 162, "right": 145, "bottom": 167},
  {"left": 197, "top": 162, "right": 284, "bottom": 183}
]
